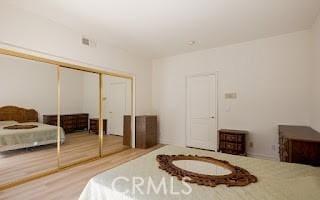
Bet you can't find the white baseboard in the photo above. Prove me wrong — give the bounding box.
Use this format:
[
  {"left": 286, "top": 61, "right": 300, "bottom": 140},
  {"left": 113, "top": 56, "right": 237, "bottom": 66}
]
[
  {"left": 247, "top": 152, "right": 278, "bottom": 161},
  {"left": 159, "top": 138, "right": 185, "bottom": 147}
]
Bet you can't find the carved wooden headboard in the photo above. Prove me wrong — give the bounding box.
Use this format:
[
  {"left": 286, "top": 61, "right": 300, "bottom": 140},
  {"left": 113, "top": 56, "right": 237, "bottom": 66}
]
[{"left": 0, "top": 106, "right": 38, "bottom": 123}]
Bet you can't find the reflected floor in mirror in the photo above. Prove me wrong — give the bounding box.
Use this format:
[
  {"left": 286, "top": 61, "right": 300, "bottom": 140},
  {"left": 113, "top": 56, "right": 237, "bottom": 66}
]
[{"left": 0, "top": 132, "right": 129, "bottom": 185}]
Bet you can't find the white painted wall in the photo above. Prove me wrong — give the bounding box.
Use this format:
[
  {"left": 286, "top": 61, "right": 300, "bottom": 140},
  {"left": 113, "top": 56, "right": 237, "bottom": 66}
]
[
  {"left": 311, "top": 14, "right": 320, "bottom": 132},
  {"left": 152, "top": 31, "right": 312, "bottom": 159},
  {"left": 60, "top": 68, "right": 86, "bottom": 115},
  {"left": 0, "top": 54, "right": 85, "bottom": 122},
  {"left": 0, "top": 3, "right": 152, "bottom": 115},
  {"left": 82, "top": 72, "right": 100, "bottom": 119},
  {"left": 0, "top": 55, "right": 129, "bottom": 124}
]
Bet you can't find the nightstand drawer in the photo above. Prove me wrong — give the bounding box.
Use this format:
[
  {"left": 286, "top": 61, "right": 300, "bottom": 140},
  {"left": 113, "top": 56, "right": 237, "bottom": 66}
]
[
  {"left": 220, "top": 133, "right": 244, "bottom": 142},
  {"left": 218, "top": 129, "right": 248, "bottom": 156}
]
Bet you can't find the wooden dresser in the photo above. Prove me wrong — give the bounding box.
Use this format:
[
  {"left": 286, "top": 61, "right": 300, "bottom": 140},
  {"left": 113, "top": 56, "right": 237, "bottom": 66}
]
[
  {"left": 218, "top": 129, "right": 248, "bottom": 156},
  {"left": 89, "top": 118, "right": 107, "bottom": 135},
  {"left": 123, "top": 115, "right": 158, "bottom": 148},
  {"left": 123, "top": 115, "right": 132, "bottom": 146},
  {"left": 43, "top": 113, "right": 89, "bottom": 134},
  {"left": 279, "top": 125, "right": 320, "bottom": 166}
]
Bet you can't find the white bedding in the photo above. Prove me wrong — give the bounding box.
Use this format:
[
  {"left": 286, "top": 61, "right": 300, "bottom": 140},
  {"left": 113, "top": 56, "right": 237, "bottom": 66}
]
[
  {"left": 0, "top": 121, "right": 65, "bottom": 152},
  {"left": 79, "top": 145, "right": 320, "bottom": 200}
]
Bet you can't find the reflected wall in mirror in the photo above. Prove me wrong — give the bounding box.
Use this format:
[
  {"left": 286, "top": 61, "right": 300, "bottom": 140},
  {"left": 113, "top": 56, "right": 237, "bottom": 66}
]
[
  {"left": 102, "top": 75, "right": 132, "bottom": 155},
  {"left": 0, "top": 54, "right": 59, "bottom": 185},
  {"left": 59, "top": 67, "right": 99, "bottom": 166}
]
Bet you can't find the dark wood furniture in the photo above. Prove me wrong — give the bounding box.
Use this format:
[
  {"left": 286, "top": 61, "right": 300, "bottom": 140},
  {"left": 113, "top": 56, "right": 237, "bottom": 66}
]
[
  {"left": 279, "top": 125, "right": 320, "bottom": 166},
  {"left": 136, "top": 115, "right": 157, "bottom": 148},
  {"left": 123, "top": 115, "right": 158, "bottom": 148},
  {"left": 0, "top": 106, "right": 38, "bottom": 122},
  {"left": 218, "top": 129, "right": 248, "bottom": 156},
  {"left": 89, "top": 118, "right": 107, "bottom": 135},
  {"left": 123, "top": 115, "right": 132, "bottom": 146},
  {"left": 43, "top": 113, "right": 89, "bottom": 133}
]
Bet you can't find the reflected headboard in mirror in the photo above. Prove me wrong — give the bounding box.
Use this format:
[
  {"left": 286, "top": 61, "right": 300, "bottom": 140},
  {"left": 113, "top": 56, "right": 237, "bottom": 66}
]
[{"left": 0, "top": 106, "right": 38, "bottom": 123}]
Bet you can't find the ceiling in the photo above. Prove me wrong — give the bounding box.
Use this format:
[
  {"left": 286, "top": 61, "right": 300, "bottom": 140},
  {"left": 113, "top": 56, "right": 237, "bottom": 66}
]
[{"left": 4, "top": 0, "right": 320, "bottom": 58}]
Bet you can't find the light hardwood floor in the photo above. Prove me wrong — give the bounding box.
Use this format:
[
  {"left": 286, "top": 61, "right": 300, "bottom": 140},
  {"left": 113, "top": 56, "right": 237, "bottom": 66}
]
[
  {"left": 0, "top": 132, "right": 129, "bottom": 186},
  {"left": 0, "top": 144, "right": 163, "bottom": 200}
]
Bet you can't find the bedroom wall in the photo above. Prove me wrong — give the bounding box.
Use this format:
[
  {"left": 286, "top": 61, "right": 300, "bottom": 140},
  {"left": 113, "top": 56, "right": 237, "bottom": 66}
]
[
  {"left": 82, "top": 73, "right": 100, "bottom": 119},
  {"left": 60, "top": 68, "right": 87, "bottom": 116},
  {"left": 81, "top": 74, "right": 132, "bottom": 121},
  {"left": 0, "top": 54, "right": 84, "bottom": 122},
  {"left": 152, "top": 31, "right": 312, "bottom": 159},
  {"left": 0, "top": 3, "right": 152, "bottom": 115},
  {"left": 311, "top": 14, "right": 320, "bottom": 132}
]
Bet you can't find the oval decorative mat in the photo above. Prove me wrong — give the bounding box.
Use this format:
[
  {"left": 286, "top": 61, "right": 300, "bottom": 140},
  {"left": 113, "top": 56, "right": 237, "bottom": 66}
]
[
  {"left": 156, "top": 154, "right": 257, "bottom": 187},
  {"left": 4, "top": 125, "right": 38, "bottom": 129}
]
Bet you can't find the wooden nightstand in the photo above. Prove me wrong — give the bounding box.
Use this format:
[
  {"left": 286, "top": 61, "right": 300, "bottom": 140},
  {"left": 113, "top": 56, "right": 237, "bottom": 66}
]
[
  {"left": 218, "top": 129, "right": 248, "bottom": 156},
  {"left": 89, "top": 118, "right": 107, "bottom": 135}
]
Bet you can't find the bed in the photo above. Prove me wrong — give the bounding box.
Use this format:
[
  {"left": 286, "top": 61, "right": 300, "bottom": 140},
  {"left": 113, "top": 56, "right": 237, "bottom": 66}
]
[
  {"left": 79, "top": 145, "right": 320, "bottom": 200},
  {"left": 0, "top": 106, "right": 65, "bottom": 152}
]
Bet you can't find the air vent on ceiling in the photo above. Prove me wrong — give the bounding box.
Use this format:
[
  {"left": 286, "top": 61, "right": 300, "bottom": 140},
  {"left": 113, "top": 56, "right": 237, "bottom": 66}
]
[{"left": 81, "top": 37, "right": 96, "bottom": 48}]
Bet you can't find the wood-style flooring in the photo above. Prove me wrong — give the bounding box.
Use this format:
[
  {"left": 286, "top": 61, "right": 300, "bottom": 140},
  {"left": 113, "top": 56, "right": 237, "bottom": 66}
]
[
  {"left": 0, "top": 132, "right": 128, "bottom": 186},
  {"left": 0, "top": 144, "right": 163, "bottom": 200}
]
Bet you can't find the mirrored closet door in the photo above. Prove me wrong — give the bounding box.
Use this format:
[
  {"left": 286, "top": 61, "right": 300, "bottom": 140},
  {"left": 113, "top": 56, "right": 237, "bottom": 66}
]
[
  {"left": 0, "top": 54, "right": 58, "bottom": 186},
  {"left": 0, "top": 49, "right": 134, "bottom": 190},
  {"left": 102, "top": 75, "right": 132, "bottom": 156},
  {"left": 59, "top": 67, "right": 100, "bottom": 167}
]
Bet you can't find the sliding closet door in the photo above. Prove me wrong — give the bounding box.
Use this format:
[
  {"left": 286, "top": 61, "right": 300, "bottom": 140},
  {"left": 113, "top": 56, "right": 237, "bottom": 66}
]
[
  {"left": 59, "top": 67, "right": 99, "bottom": 166},
  {"left": 0, "top": 54, "right": 58, "bottom": 186},
  {"left": 101, "top": 75, "right": 132, "bottom": 156}
]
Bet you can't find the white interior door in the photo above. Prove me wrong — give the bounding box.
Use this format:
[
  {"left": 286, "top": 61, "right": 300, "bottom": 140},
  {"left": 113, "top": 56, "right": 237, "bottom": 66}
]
[
  {"left": 108, "top": 82, "right": 127, "bottom": 136},
  {"left": 186, "top": 74, "right": 217, "bottom": 151}
]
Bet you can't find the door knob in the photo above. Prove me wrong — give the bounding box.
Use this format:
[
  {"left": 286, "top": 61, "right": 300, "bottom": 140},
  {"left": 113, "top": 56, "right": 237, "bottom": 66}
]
[{"left": 211, "top": 116, "right": 215, "bottom": 119}]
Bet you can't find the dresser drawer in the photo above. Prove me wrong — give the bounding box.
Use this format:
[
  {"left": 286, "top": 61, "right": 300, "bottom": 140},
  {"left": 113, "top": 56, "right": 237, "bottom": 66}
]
[
  {"left": 220, "top": 134, "right": 243, "bottom": 142},
  {"left": 220, "top": 142, "right": 243, "bottom": 151},
  {"left": 43, "top": 113, "right": 89, "bottom": 133}
]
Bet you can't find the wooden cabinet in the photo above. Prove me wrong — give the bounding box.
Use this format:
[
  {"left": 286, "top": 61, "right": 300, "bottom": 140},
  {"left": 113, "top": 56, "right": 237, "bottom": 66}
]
[
  {"left": 218, "top": 129, "right": 248, "bottom": 155},
  {"left": 123, "top": 115, "right": 132, "bottom": 146},
  {"left": 89, "top": 118, "right": 107, "bottom": 135},
  {"left": 43, "top": 113, "right": 88, "bottom": 133},
  {"left": 279, "top": 125, "right": 320, "bottom": 166},
  {"left": 123, "top": 115, "right": 158, "bottom": 148}
]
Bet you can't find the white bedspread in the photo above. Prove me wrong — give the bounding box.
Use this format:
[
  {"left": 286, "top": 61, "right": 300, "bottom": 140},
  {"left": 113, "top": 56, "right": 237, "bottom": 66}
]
[
  {"left": 79, "top": 145, "right": 320, "bottom": 200},
  {"left": 0, "top": 121, "right": 65, "bottom": 151}
]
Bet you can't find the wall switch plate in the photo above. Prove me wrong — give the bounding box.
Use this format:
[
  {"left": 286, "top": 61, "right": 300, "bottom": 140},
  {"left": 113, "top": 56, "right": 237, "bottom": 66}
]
[{"left": 225, "top": 92, "right": 237, "bottom": 99}]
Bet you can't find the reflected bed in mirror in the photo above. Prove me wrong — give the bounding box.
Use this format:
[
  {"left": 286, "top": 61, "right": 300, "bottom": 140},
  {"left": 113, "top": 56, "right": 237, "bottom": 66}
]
[
  {"left": 0, "top": 52, "right": 61, "bottom": 186},
  {"left": 0, "top": 106, "right": 65, "bottom": 152}
]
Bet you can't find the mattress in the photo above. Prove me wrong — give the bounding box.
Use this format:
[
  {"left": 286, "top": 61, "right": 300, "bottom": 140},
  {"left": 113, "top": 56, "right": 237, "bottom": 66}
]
[
  {"left": 0, "top": 121, "right": 65, "bottom": 152},
  {"left": 79, "top": 145, "right": 320, "bottom": 200}
]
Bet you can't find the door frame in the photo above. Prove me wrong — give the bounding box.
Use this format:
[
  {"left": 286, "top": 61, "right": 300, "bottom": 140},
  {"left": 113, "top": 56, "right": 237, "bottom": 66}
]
[
  {"left": 107, "top": 80, "right": 128, "bottom": 136},
  {"left": 185, "top": 72, "right": 219, "bottom": 150}
]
